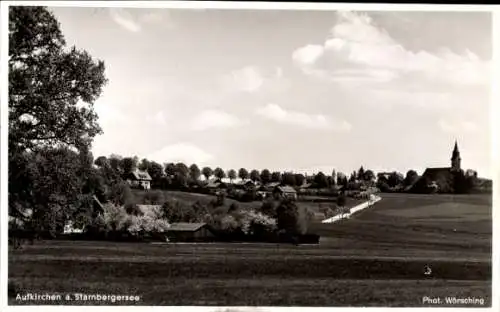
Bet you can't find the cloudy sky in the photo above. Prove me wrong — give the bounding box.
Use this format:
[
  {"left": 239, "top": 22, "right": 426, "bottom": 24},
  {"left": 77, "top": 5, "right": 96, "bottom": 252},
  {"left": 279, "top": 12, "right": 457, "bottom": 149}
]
[{"left": 50, "top": 7, "right": 492, "bottom": 178}]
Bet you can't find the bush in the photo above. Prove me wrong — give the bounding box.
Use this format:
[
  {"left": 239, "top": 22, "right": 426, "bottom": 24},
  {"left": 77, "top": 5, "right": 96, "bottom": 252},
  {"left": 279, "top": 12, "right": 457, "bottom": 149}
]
[
  {"left": 337, "top": 193, "right": 347, "bottom": 207},
  {"left": 228, "top": 203, "right": 239, "bottom": 213},
  {"left": 125, "top": 203, "right": 143, "bottom": 216},
  {"left": 276, "top": 199, "right": 312, "bottom": 236},
  {"left": 258, "top": 199, "right": 277, "bottom": 217}
]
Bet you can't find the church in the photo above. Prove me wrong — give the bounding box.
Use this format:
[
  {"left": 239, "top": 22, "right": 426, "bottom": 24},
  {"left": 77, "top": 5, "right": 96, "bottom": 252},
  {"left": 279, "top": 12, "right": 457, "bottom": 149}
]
[{"left": 410, "top": 141, "right": 467, "bottom": 193}]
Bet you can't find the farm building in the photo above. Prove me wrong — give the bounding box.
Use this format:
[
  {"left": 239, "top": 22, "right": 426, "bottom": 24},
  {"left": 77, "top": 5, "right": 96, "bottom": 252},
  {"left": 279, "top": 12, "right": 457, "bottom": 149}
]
[
  {"left": 298, "top": 183, "right": 312, "bottom": 193},
  {"left": 273, "top": 185, "right": 297, "bottom": 200},
  {"left": 166, "top": 222, "right": 215, "bottom": 242},
  {"left": 126, "top": 170, "right": 152, "bottom": 190},
  {"left": 233, "top": 180, "right": 256, "bottom": 190},
  {"left": 256, "top": 182, "right": 281, "bottom": 198},
  {"left": 205, "top": 179, "right": 227, "bottom": 194}
]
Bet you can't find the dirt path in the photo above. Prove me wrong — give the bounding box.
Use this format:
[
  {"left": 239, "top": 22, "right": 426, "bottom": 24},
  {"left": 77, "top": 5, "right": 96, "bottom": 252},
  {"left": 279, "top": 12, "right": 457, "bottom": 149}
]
[{"left": 321, "top": 194, "right": 382, "bottom": 223}]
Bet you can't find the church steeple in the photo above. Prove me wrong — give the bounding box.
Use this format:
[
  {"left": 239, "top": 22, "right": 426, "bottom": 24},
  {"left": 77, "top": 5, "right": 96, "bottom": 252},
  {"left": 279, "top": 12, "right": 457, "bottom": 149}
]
[{"left": 451, "top": 140, "right": 461, "bottom": 171}]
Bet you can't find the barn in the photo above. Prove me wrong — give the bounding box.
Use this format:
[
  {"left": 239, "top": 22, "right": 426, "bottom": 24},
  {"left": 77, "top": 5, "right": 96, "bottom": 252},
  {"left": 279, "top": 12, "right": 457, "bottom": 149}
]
[{"left": 166, "top": 222, "right": 215, "bottom": 242}]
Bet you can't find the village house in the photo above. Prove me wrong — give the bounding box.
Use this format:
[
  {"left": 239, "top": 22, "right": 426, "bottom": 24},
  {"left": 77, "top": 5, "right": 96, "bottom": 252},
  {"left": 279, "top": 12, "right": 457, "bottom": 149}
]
[
  {"left": 126, "top": 169, "right": 152, "bottom": 190},
  {"left": 273, "top": 185, "right": 298, "bottom": 200},
  {"left": 166, "top": 222, "right": 215, "bottom": 242},
  {"left": 233, "top": 180, "right": 256, "bottom": 190},
  {"left": 205, "top": 179, "right": 227, "bottom": 194},
  {"left": 298, "top": 182, "right": 312, "bottom": 193},
  {"left": 257, "top": 182, "right": 281, "bottom": 198}
]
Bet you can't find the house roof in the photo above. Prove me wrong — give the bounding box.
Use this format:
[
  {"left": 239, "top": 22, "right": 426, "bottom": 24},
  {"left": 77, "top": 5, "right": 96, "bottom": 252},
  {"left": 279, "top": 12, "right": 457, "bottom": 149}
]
[
  {"left": 300, "top": 183, "right": 312, "bottom": 189},
  {"left": 265, "top": 182, "right": 281, "bottom": 188},
  {"left": 168, "top": 222, "right": 207, "bottom": 232},
  {"left": 131, "top": 170, "right": 152, "bottom": 181},
  {"left": 276, "top": 185, "right": 297, "bottom": 193},
  {"left": 206, "top": 181, "right": 227, "bottom": 188},
  {"left": 422, "top": 167, "right": 452, "bottom": 179}
]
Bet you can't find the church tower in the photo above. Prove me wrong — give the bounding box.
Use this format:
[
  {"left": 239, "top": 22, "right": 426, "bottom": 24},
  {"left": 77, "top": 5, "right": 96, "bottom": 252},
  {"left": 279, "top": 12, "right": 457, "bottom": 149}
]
[{"left": 451, "top": 140, "right": 461, "bottom": 172}]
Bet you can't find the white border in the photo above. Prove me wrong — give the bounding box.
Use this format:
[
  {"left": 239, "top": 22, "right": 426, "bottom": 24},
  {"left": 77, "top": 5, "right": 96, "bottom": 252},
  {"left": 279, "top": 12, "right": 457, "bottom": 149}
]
[
  {"left": 0, "top": 1, "right": 497, "bottom": 11},
  {"left": 1, "top": 2, "right": 498, "bottom": 312},
  {"left": 1, "top": 0, "right": 9, "bottom": 311}
]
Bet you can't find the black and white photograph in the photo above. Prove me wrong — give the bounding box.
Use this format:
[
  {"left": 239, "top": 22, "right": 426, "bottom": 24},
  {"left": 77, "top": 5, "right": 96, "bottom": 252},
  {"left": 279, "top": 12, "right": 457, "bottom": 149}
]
[{"left": 2, "top": 1, "right": 496, "bottom": 308}]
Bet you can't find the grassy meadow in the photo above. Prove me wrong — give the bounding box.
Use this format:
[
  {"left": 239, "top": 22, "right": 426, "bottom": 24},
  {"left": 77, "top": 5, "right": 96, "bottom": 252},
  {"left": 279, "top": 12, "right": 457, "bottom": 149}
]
[{"left": 8, "top": 193, "right": 492, "bottom": 306}]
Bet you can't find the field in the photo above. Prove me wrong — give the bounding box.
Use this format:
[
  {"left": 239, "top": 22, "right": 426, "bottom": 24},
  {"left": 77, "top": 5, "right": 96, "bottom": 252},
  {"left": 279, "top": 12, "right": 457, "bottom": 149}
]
[
  {"left": 133, "top": 189, "right": 364, "bottom": 218},
  {"left": 8, "top": 193, "right": 492, "bottom": 306}
]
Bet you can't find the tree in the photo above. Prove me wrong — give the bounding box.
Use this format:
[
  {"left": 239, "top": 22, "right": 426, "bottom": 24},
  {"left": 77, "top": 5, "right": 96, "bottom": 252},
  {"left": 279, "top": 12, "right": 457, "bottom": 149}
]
[
  {"left": 404, "top": 170, "right": 419, "bottom": 187},
  {"left": 271, "top": 171, "right": 282, "bottom": 183},
  {"left": 238, "top": 168, "right": 249, "bottom": 181},
  {"left": 260, "top": 169, "right": 271, "bottom": 184},
  {"left": 348, "top": 172, "right": 355, "bottom": 183},
  {"left": 250, "top": 170, "right": 260, "bottom": 183},
  {"left": 94, "top": 156, "right": 108, "bottom": 168},
  {"left": 9, "top": 7, "right": 107, "bottom": 235},
  {"left": 120, "top": 157, "right": 138, "bottom": 176},
  {"left": 337, "top": 172, "right": 345, "bottom": 186},
  {"left": 314, "top": 171, "right": 329, "bottom": 188},
  {"left": 163, "top": 163, "right": 175, "bottom": 177},
  {"left": 363, "top": 169, "right": 375, "bottom": 182},
  {"left": 108, "top": 154, "right": 122, "bottom": 173},
  {"left": 276, "top": 199, "right": 311, "bottom": 236},
  {"left": 336, "top": 193, "right": 348, "bottom": 219},
  {"left": 174, "top": 163, "right": 189, "bottom": 177},
  {"left": 189, "top": 164, "right": 201, "bottom": 182},
  {"left": 331, "top": 170, "right": 337, "bottom": 184},
  {"left": 282, "top": 172, "right": 296, "bottom": 186},
  {"left": 294, "top": 173, "right": 305, "bottom": 186},
  {"left": 8, "top": 7, "right": 107, "bottom": 154},
  {"left": 214, "top": 167, "right": 226, "bottom": 180},
  {"left": 21, "top": 147, "right": 87, "bottom": 236},
  {"left": 227, "top": 169, "right": 237, "bottom": 183},
  {"left": 148, "top": 161, "right": 164, "bottom": 187},
  {"left": 108, "top": 181, "right": 134, "bottom": 207},
  {"left": 171, "top": 163, "right": 189, "bottom": 188},
  {"left": 138, "top": 158, "right": 151, "bottom": 171},
  {"left": 388, "top": 171, "right": 404, "bottom": 188},
  {"left": 358, "top": 166, "right": 365, "bottom": 180},
  {"left": 201, "top": 167, "right": 213, "bottom": 180}
]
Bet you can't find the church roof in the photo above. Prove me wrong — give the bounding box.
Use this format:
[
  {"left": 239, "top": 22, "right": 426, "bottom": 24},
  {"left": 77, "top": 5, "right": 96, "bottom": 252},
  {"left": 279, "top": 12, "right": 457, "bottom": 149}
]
[
  {"left": 423, "top": 167, "right": 451, "bottom": 175},
  {"left": 452, "top": 140, "right": 460, "bottom": 160}
]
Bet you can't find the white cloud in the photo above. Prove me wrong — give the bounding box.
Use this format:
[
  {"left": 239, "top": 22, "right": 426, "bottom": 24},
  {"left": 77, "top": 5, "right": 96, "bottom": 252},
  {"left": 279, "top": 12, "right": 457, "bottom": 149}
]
[
  {"left": 292, "top": 11, "right": 490, "bottom": 88},
  {"left": 147, "top": 110, "right": 168, "bottom": 125},
  {"left": 109, "top": 8, "right": 141, "bottom": 32},
  {"left": 438, "top": 119, "right": 479, "bottom": 133},
  {"left": 139, "top": 10, "right": 176, "bottom": 29},
  {"left": 148, "top": 143, "right": 214, "bottom": 165},
  {"left": 191, "top": 110, "right": 244, "bottom": 131},
  {"left": 368, "top": 90, "right": 455, "bottom": 110},
  {"left": 292, "top": 45, "right": 324, "bottom": 66},
  {"left": 256, "top": 103, "right": 351, "bottom": 132},
  {"left": 222, "top": 66, "right": 284, "bottom": 93}
]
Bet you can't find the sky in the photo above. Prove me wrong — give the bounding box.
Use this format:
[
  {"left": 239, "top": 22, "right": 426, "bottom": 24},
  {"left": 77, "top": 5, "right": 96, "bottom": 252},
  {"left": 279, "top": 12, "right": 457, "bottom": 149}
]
[{"left": 49, "top": 7, "right": 492, "bottom": 178}]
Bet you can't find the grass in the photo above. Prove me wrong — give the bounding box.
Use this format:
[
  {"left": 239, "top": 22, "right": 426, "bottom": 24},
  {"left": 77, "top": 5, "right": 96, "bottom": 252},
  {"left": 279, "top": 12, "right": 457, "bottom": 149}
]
[
  {"left": 133, "top": 189, "right": 262, "bottom": 210},
  {"left": 8, "top": 193, "right": 492, "bottom": 306},
  {"left": 135, "top": 189, "right": 364, "bottom": 215}
]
